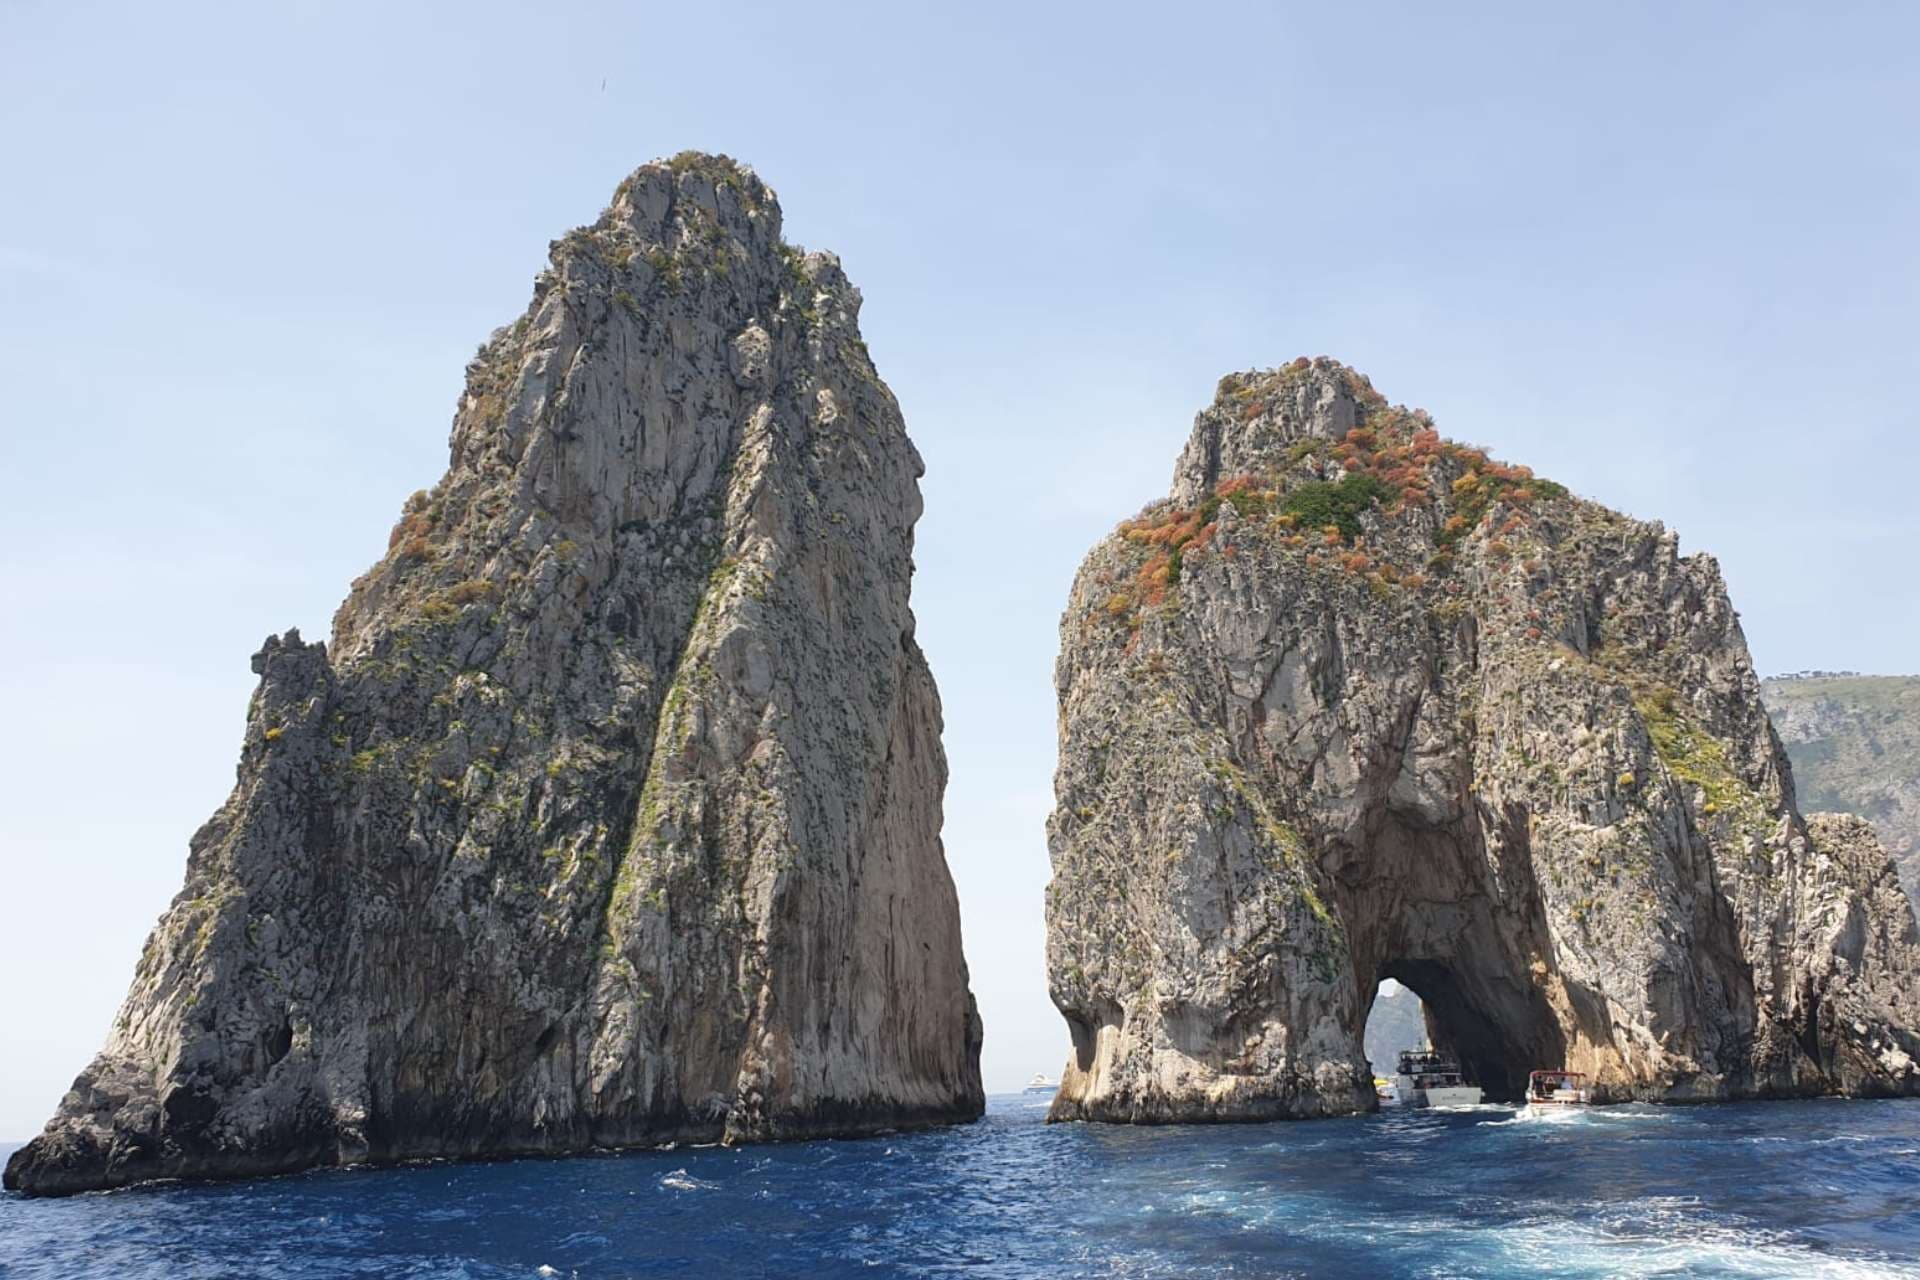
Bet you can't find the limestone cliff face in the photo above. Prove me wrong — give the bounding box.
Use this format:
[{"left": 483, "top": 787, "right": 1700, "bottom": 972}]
[
  {"left": 1046, "top": 359, "right": 1920, "bottom": 1121},
  {"left": 1763, "top": 675, "right": 1920, "bottom": 905},
  {"left": 7, "top": 154, "right": 982, "bottom": 1196}
]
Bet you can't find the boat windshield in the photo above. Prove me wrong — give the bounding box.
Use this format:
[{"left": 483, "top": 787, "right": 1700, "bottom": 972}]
[{"left": 1528, "top": 1072, "right": 1584, "bottom": 1098}]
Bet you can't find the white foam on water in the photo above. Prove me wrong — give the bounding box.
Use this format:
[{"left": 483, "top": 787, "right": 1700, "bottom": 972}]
[
  {"left": 1737, "top": 1130, "right": 1887, "bottom": 1148},
  {"left": 1480, "top": 1105, "right": 1588, "bottom": 1128},
  {"left": 1442, "top": 1196, "right": 1920, "bottom": 1279},
  {"left": 1173, "top": 1189, "right": 1238, "bottom": 1216},
  {"left": 1481, "top": 1102, "right": 1678, "bottom": 1129},
  {"left": 1154, "top": 1173, "right": 1920, "bottom": 1279},
  {"left": 1483, "top": 1205, "right": 1920, "bottom": 1279},
  {"left": 658, "top": 1168, "right": 719, "bottom": 1192}
]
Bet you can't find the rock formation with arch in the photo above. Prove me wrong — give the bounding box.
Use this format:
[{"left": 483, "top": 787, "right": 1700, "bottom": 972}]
[{"left": 1046, "top": 359, "right": 1920, "bottom": 1120}]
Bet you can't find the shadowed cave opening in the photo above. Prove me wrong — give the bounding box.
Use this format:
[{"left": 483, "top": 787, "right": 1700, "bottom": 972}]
[
  {"left": 1333, "top": 814, "right": 1572, "bottom": 1106},
  {"left": 1359, "top": 963, "right": 1560, "bottom": 1104}
]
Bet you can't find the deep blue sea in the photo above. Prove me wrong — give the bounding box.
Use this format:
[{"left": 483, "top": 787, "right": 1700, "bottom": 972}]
[{"left": 3, "top": 1094, "right": 1918, "bottom": 1278}]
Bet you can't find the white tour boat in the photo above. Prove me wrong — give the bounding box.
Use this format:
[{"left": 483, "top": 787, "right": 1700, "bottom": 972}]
[
  {"left": 1393, "top": 1049, "right": 1483, "bottom": 1108},
  {"left": 1023, "top": 1073, "right": 1058, "bottom": 1095}
]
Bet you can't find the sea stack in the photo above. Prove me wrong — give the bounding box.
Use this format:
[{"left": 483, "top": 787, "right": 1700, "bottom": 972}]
[
  {"left": 1045, "top": 359, "right": 1920, "bottom": 1121},
  {"left": 7, "top": 154, "right": 983, "bottom": 1196}
]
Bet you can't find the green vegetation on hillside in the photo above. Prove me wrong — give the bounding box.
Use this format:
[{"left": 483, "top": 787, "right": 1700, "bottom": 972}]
[
  {"left": 1280, "top": 473, "right": 1392, "bottom": 541},
  {"left": 1763, "top": 674, "right": 1920, "bottom": 903}
]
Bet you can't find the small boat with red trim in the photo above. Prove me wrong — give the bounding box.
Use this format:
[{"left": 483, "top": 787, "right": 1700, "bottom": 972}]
[{"left": 1526, "top": 1070, "right": 1592, "bottom": 1107}]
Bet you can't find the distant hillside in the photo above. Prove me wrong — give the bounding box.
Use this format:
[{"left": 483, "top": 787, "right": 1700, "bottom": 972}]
[{"left": 1763, "top": 674, "right": 1920, "bottom": 904}]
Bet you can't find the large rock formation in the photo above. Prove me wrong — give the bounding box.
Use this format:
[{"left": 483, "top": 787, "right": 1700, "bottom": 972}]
[
  {"left": 1764, "top": 674, "right": 1920, "bottom": 905},
  {"left": 1045, "top": 359, "right": 1920, "bottom": 1121},
  {"left": 8, "top": 154, "right": 982, "bottom": 1196}
]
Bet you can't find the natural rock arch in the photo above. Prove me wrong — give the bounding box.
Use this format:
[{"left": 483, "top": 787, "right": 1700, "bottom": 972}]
[
  {"left": 1340, "top": 824, "right": 1577, "bottom": 1104},
  {"left": 1046, "top": 359, "right": 1920, "bottom": 1121}
]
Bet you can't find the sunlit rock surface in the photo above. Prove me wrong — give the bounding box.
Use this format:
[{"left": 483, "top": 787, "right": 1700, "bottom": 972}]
[
  {"left": 1046, "top": 360, "right": 1920, "bottom": 1120},
  {"left": 8, "top": 154, "right": 982, "bottom": 1196}
]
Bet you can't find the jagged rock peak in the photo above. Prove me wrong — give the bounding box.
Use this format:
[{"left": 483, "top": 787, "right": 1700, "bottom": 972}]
[
  {"left": 329, "top": 151, "right": 878, "bottom": 660},
  {"left": 1171, "top": 358, "right": 1392, "bottom": 504},
  {"left": 6, "top": 154, "right": 982, "bottom": 1196},
  {"left": 1046, "top": 358, "right": 1920, "bottom": 1124}
]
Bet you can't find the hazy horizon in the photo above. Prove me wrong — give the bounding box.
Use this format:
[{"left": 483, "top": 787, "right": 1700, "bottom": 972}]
[{"left": 3, "top": 1, "right": 1917, "bottom": 1140}]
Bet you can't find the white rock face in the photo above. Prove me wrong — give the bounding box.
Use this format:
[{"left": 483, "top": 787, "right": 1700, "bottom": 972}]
[
  {"left": 1046, "top": 360, "right": 1920, "bottom": 1122},
  {"left": 7, "top": 154, "right": 982, "bottom": 1196}
]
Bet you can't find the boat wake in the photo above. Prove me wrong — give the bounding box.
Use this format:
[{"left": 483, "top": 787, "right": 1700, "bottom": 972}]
[
  {"left": 1481, "top": 1102, "right": 1675, "bottom": 1128},
  {"left": 1481, "top": 1105, "right": 1585, "bottom": 1126},
  {"left": 1484, "top": 1202, "right": 1920, "bottom": 1280},
  {"left": 4, "top": 1096, "right": 1916, "bottom": 1279},
  {"left": 1160, "top": 1180, "right": 1920, "bottom": 1280}
]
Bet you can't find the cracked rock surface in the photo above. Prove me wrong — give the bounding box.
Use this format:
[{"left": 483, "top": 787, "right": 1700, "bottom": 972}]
[
  {"left": 1046, "top": 359, "right": 1920, "bottom": 1122},
  {"left": 8, "top": 154, "right": 982, "bottom": 1196}
]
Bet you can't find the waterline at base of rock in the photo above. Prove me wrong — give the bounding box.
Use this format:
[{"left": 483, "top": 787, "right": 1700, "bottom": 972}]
[{"left": 4, "top": 1095, "right": 1917, "bottom": 1279}]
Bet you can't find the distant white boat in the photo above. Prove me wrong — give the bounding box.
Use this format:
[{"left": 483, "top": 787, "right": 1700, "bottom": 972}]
[
  {"left": 1393, "top": 1049, "right": 1483, "bottom": 1108},
  {"left": 1023, "top": 1073, "right": 1058, "bottom": 1094}
]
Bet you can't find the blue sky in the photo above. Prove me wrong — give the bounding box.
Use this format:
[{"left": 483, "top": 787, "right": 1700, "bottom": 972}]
[{"left": 1, "top": 0, "right": 1915, "bottom": 1138}]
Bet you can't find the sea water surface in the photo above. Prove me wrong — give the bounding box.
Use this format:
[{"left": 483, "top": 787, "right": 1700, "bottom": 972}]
[{"left": 3, "top": 1094, "right": 1918, "bottom": 1278}]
